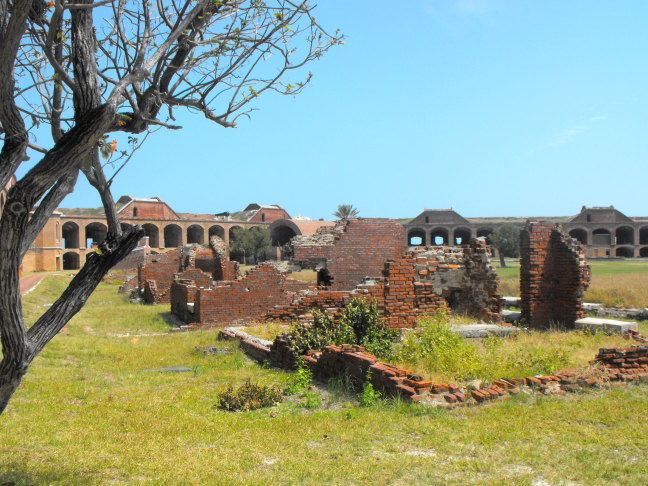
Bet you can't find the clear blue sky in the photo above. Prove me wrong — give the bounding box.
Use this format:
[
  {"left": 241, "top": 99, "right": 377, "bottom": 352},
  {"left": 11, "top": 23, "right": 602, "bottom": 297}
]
[{"left": 33, "top": 0, "right": 648, "bottom": 220}]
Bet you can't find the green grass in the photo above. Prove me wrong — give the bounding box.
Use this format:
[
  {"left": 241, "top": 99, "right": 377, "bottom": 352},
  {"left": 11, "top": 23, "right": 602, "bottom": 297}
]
[{"left": 1, "top": 275, "right": 647, "bottom": 485}]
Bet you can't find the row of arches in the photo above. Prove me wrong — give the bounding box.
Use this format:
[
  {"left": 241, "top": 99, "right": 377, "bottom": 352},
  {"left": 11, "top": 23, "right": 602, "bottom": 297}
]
[
  {"left": 407, "top": 227, "right": 494, "bottom": 247},
  {"left": 568, "top": 226, "right": 648, "bottom": 246},
  {"left": 612, "top": 247, "right": 648, "bottom": 258},
  {"left": 61, "top": 222, "right": 251, "bottom": 249}
]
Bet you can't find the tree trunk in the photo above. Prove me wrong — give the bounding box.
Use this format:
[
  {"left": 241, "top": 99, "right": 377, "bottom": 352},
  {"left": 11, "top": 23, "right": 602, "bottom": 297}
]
[
  {"left": 499, "top": 250, "right": 507, "bottom": 268},
  {"left": 0, "top": 225, "right": 144, "bottom": 414}
]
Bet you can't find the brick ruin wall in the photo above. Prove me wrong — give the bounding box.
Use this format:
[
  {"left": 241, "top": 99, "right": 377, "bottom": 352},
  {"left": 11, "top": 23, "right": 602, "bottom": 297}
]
[
  {"left": 171, "top": 264, "right": 316, "bottom": 326},
  {"left": 520, "top": 222, "right": 591, "bottom": 328},
  {"left": 138, "top": 236, "right": 238, "bottom": 304},
  {"left": 138, "top": 248, "right": 182, "bottom": 303},
  {"left": 266, "top": 239, "right": 501, "bottom": 328},
  {"left": 290, "top": 219, "right": 406, "bottom": 290}
]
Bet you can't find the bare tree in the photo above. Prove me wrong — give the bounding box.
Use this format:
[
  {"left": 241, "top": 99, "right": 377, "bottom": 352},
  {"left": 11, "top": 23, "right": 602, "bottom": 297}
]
[{"left": 0, "top": 0, "right": 341, "bottom": 414}]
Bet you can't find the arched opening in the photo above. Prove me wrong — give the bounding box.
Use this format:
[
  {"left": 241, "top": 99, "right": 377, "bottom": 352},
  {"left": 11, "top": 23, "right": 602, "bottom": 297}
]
[
  {"left": 453, "top": 227, "right": 471, "bottom": 245},
  {"left": 407, "top": 228, "right": 426, "bottom": 246},
  {"left": 209, "top": 225, "right": 225, "bottom": 241},
  {"left": 569, "top": 228, "right": 588, "bottom": 245},
  {"left": 229, "top": 226, "right": 244, "bottom": 263},
  {"left": 476, "top": 228, "right": 494, "bottom": 245},
  {"left": 133, "top": 207, "right": 139, "bottom": 217},
  {"left": 640, "top": 227, "right": 648, "bottom": 245},
  {"left": 592, "top": 228, "right": 612, "bottom": 246},
  {"left": 62, "top": 221, "right": 79, "bottom": 249},
  {"left": 271, "top": 225, "right": 297, "bottom": 246},
  {"left": 640, "top": 247, "right": 648, "bottom": 257},
  {"left": 62, "top": 252, "right": 80, "bottom": 270},
  {"left": 430, "top": 227, "right": 448, "bottom": 246},
  {"left": 164, "top": 224, "right": 182, "bottom": 247},
  {"left": 615, "top": 247, "right": 633, "bottom": 258},
  {"left": 85, "top": 222, "right": 107, "bottom": 248},
  {"left": 229, "top": 225, "right": 242, "bottom": 242},
  {"left": 142, "top": 223, "right": 160, "bottom": 247},
  {"left": 615, "top": 226, "right": 634, "bottom": 246},
  {"left": 187, "top": 225, "right": 204, "bottom": 245}
]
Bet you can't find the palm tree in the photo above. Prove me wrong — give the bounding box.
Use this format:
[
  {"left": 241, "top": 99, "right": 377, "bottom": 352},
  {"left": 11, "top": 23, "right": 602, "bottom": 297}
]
[{"left": 333, "top": 204, "right": 360, "bottom": 220}]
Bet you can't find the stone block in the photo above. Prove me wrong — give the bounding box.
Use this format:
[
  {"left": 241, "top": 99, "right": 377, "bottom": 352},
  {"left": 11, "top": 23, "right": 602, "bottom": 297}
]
[
  {"left": 575, "top": 317, "right": 638, "bottom": 335},
  {"left": 451, "top": 323, "right": 518, "bottom": 339},
  {"left": 501, "top": 310, "right": 522, "bottom": 323}
]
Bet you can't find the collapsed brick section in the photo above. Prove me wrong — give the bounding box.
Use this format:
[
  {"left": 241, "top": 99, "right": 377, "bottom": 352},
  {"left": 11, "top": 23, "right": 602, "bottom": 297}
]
[
  {"left": 290, "top": 219, "right": 406, "bottom": 290},
  {"left": 520, "top": 222, "right": 591, "bottom": 328},
  {"left": 171, "top": 264, "right": 316, "bottom": 326},
  {"left": 266, "top": 239, "right": 501, "bottom": 327},
  {"left": 138, "top": 236, "right": 238, "bottom": 304},
  {"left": 595, "top": 346, "right": 648, "bottom": 380}
]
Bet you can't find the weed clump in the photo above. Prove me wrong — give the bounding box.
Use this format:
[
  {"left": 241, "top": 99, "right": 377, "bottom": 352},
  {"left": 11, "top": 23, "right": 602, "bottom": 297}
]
[
  {"left": 216, "top": 380, "right": 282, "bottom": 411},
  {"left": 284, "top": 360, "right": 313, "bottom": 395},
  {"left": 394, "top": 310, "right": 572, "bottom": 381},
  {"left": 395, "top": 310, "right": 481, "bottom": 380},
  {"left": 359, "top": 371, "right": 381, "bottom": 407}
]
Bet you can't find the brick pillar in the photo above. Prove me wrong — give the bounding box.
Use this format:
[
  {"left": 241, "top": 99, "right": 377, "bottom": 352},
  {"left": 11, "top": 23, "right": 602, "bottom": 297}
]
[{"left": 520, "top": 222, "right": 591, "bottom": 329}]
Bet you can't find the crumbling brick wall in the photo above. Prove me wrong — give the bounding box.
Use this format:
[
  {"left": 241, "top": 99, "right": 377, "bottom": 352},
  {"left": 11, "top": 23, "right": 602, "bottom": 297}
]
[
  {"left": 382, "top": 240, "right": 501, "bottom": 326},
  {"left": 520, "top": 222, "right": 591, "bottom": 328},
  {"left": 290, "top": 219, "right": 406, "bottom": 290},
  {"left": 265, "top": 239, "right": 501, "bottom": 327},
  {"left": 170, "top": 279, "right": 199, "bottom": 323},
  {"left": 176, "top": 264, "right": 316, "bottom": 326},
  {"left": 138, "top": 236, "right": 237, "bottom": 304},
  {"left": 138, "top": 248, "right": 182, "bottom": 303}
]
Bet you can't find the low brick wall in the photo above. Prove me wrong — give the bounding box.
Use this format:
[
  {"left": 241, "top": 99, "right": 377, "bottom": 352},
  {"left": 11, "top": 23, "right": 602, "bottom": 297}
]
[
  {"left": 185, "top": 264, "right": 315, "bottom": 326},
  {"left": 298, "top": 344, "right": 648, "bottom": 407},
  {"left": 218, "top": 328, "right": 272, "bottom": 363}
]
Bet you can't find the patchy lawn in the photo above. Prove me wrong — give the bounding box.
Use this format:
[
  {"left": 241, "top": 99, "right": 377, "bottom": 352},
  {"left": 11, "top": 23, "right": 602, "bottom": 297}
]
[{"left": 1, "top": 274, "right": 647, "bottom": 485}]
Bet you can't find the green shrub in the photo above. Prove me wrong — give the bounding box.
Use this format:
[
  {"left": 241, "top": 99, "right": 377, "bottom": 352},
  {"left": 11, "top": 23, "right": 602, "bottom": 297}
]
[
  {"left": 290, "top": 298, "right": 398, "bottom": 360},
  {"left": 341, "top": 297, "right": 399, "bottom": 360},
  {"left": 216, "top": 380, "right": 283, "bottom": 412},
  {"left": 290, "top": 310, "right": 355, "bottom": 355},
  {"left": 340, "top": 297, "right": 381, "bottom": 343}
]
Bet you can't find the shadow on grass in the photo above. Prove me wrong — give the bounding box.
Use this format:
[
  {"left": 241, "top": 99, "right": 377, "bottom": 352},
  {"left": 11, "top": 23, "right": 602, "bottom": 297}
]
[
  {"left": 0, "top": 464, "right": 98, "bottom": 486},
  {"left": 158, "top": 311, "right": 184, "bottom": 329}
]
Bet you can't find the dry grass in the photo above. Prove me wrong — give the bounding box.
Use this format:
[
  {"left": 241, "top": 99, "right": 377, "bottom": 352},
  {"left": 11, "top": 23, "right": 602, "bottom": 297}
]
[
  {"left": 239, "top": 322, "right": 290, "bottom": 341},
  {"left": 287, "top": 268, "right": 317, "bottom": 282},
  {"left": 585, "top": 273, "right": 648, "bottom": 308},
  {"left": 495, "top": 260, "right": 648, "bottom": 308}
]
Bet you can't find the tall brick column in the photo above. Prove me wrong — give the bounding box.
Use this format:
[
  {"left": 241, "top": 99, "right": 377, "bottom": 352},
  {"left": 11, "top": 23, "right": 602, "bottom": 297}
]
[{"left": 520, "top": 222, "right": 591, "bottom": 329}]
